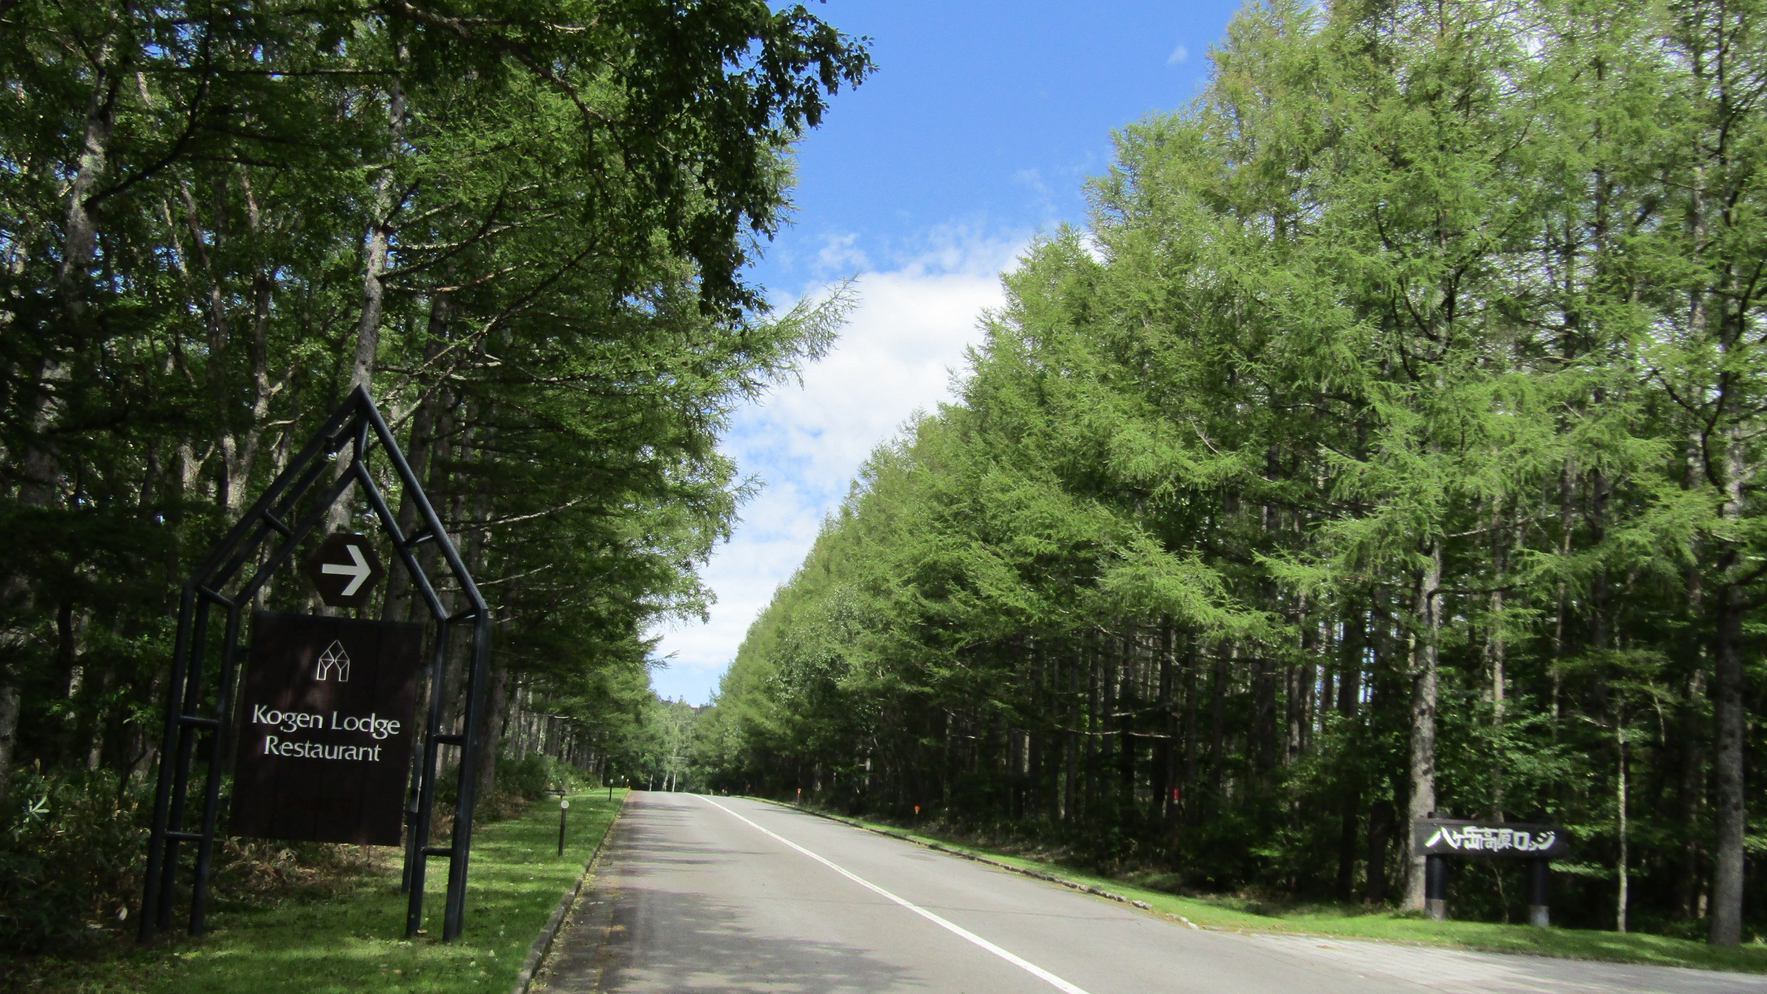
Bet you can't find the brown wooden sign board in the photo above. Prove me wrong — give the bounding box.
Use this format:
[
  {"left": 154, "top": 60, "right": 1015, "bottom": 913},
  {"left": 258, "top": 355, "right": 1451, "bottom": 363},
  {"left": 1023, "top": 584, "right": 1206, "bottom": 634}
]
[{"left": 229, "top": 611, "right": 422, "bottom": 845}]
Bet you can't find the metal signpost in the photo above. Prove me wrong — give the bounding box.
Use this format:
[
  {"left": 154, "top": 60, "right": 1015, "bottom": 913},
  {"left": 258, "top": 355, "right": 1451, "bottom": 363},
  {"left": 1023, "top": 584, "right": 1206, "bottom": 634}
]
[
  {"left": 1413, "top": 818, "right": 1569, "bottom": 925},
  {"left": 139, "top": 385, "right": 491, "bottom": 943}
]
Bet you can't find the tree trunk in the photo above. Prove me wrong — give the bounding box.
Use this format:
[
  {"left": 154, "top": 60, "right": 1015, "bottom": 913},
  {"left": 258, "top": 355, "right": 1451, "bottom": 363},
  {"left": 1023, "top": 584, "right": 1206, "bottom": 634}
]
[
  {"left": 1677, "top": 661, "right": 1708, "bottom": 920},
  {"left": 1285, "top": 587, "right": 1315, "bottom": 770},
  {"left": 1154, "top": 622, "right": 1175, "bottom": 826},
  {"left": 349, "top": 75, "right": 407, "bottom": 396},
  {"left": 0, "top": 36, "right": 122, "bottom": 805},
  {"left": 1180, "top": 636, "right": 1199, "bottom": 827},
  {"left": 1206, "top": 642, "right": 1231, "bottom": 818},
  {"left": 0, "top": 684, "right": 20, "bottom": 804},
  {"left": 1366, "top": 799, "right": 1392, "bottom": 905},
  {"left": 327, "top": 70, "right": 407, "bottom": 534},
  {"left": 475, "top": 654, "right": 511, "bottom": 805},
  {"left": 1084, "top": 637, "right": 1100, "bottom": 820},
  {"left": 221, "top": 170, "right": 276, "bottom": 513},
  {"left": 1062, "top": 648, "right": 1079, "bottom": 821},
  {"left": 1616, "top": 722, "right": 1629, "bottom": 934},
  {"left": 1709, "top": 413, "right": 1750, "bottom": 945},
  {"left": 1115, "top": 634, "right": 1135, "bottom": 814},
  {"left": 381, "top": 294, "right": 453, "bottom": 624},
  {"left": 1336, "top": 603, "right": 1364, "bottom": 899},
  {"left": 1709, "top": 575, "right": 1747, "bottom": 945},
  {"left": 1485, "top": 502, "right": 1509, "bottom": 820},
  {"left": 1402, "top": 540, "right": 1442, "bottom": 911}
]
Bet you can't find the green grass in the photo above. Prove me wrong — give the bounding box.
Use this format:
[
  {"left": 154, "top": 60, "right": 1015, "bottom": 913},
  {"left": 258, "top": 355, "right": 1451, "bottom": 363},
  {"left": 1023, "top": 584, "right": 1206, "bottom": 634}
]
[
  {"left": 806, "top": 806, "right": 1767, "bottom": 976},
  {"left": 23, "top": 789, "right": 627, "bottom": 994}
]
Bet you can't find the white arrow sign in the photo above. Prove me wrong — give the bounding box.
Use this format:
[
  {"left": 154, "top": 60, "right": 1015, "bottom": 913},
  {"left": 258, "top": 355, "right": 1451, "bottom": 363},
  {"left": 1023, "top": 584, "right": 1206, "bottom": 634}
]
[{"left": 321, "top": 542, "right": 372, "bottom": 597}]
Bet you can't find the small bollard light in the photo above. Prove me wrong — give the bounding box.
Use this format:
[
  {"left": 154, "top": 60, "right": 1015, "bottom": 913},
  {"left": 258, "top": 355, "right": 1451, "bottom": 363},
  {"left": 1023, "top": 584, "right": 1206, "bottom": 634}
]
[{"left": 558, "top": 798, "right": 570, "bottom": 857}]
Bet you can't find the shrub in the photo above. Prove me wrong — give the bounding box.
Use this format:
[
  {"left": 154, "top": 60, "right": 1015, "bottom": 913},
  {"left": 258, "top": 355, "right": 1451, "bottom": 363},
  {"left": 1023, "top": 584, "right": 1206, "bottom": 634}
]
[
  {"left": 496, "top": 753, "right": 555, "bottom": 802},
  {"left": 435, "top": 753, "right": 592, "bottom": 824},
  {"left": 0, "top": 767, "right": 146, "bottom": 954}
]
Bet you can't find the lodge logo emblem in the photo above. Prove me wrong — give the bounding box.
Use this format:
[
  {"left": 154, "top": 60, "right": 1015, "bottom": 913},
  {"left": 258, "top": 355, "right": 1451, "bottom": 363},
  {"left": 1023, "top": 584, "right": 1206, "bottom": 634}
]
[{"left": 315, "top": 640, "right": 351, "bottom": 682}]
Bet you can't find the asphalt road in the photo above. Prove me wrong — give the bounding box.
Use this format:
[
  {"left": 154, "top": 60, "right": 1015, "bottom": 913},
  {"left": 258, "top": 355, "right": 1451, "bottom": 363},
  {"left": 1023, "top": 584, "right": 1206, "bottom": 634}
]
[{"left": 533, "top": 791, "right": 1766, "bottom": 994}]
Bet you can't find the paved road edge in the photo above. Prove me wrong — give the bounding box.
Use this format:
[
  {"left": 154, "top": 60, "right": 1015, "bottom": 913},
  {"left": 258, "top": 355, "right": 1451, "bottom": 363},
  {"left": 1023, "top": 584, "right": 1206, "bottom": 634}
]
[
  {"left": 512, "top": 792, "right": 630, "bottom": 994},
  {"left": 749, "top": 796, "right": 1767, "bottom": 985},
  {"left": 747, "top": 796, "right": 1197, "bottom": 930}
]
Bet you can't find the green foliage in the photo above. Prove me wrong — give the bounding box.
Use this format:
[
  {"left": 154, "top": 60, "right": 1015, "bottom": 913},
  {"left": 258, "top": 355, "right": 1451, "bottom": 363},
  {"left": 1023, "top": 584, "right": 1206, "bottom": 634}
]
[
  {"left": 702, "top": 0, "right": 1767, "bottom": 944},
  {"left": 0, "top": 0, "right": 871, "bottom": 953},
  {"left": 481, "top": 753, "right": 580, "bottom": 819},
  {"left": 14, "top": 790, "right": 629, "bottom": 994},
  {"left": 0, "top": 769, "right": 144, "bottom": 954}
]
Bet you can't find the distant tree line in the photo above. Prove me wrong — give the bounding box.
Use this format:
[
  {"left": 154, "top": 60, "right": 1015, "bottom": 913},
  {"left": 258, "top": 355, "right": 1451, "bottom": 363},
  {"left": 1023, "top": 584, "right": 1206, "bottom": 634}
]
[
  {"left": 701, "top": 0, "right": 1767, "bottom": 945},
  {"left": 0, "top": 0, "right": 867, "bottom": 950}
]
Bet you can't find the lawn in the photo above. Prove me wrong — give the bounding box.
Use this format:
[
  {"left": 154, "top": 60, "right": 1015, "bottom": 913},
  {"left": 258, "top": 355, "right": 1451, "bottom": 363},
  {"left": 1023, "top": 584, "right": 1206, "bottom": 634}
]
[
  {"left": 22, "top": 789, "right": 627, "bottom": 994},
  {"left": 805, "top": 806, "right": 1767, "bottom": 976}
]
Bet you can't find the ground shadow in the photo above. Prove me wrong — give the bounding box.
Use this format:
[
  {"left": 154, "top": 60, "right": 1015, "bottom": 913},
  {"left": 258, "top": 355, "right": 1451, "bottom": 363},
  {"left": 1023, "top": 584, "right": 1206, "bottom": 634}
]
[{"left": 536, "top": 797, "right": 926, "bottom": 994}]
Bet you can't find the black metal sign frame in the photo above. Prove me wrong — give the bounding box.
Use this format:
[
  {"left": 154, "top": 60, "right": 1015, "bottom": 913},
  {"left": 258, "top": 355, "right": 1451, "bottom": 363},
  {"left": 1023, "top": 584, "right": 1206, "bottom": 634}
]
[{"left": 139, "top": 385, "right": 491, "bottom": 942}]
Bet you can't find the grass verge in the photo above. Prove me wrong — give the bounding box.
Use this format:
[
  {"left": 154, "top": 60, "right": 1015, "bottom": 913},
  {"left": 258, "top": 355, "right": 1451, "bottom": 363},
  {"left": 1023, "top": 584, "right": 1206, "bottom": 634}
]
[
  {"left": 20, "top": 788, "right": 627, "bottom": 994},
  {"left": 801, "top": 806, "right": 1767, "bottom": 976}
]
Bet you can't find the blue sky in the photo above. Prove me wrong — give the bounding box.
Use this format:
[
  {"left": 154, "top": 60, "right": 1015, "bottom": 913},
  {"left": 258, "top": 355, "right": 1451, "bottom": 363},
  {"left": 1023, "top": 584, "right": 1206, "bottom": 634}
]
[{"left": 648, "top": 1, "right": 1245, "bottom": 705}]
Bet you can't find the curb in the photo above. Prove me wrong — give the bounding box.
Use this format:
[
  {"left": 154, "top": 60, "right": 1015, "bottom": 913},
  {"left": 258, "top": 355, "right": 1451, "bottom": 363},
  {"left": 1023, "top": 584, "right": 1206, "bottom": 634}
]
[
  {"left": 757, "top": 797, "right": 1199, "bottom": 931},
  {"left": 511, "top": 791, "right": 629, "bottom": 994}
]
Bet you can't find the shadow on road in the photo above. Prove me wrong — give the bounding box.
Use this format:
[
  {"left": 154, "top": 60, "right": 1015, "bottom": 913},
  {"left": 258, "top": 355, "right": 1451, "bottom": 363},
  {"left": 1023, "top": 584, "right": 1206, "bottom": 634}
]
[{"left": 534, "top": 795, "right": 923, "bottom": 993}]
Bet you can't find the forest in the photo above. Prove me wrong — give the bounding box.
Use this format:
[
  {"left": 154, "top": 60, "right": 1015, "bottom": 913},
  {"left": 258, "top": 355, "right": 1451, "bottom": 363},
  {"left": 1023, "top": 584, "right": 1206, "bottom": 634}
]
[
  {"left": 698, "top": 0, "right": 1767, "bottom": 947},
  {"left": 0, "top": 0, "right": 867, "bottom": 952}
]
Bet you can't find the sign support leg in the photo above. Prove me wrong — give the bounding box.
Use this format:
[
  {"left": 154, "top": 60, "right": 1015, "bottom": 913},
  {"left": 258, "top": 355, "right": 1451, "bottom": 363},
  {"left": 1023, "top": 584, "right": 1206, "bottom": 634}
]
[
  {"left": 1528, "top": 859, "right": 1550, "bottom": 927},
  {"left": 159, "top": 598, "right": 216, "bottom": 931},
  {"left": 406, "top": 622, "right": 451, "bottom": 937},
  {"left": 189, "top": 606, "right": 244, "bottom": 936},
  {"left": 441, "top": 614, "right": 491, "bottom": 941},
  {"left": 139, "top": 587, "right": 196, "bottom": 940},
  {"left": 1424, "top": 854, "right": 1448, "bottom": 920}
]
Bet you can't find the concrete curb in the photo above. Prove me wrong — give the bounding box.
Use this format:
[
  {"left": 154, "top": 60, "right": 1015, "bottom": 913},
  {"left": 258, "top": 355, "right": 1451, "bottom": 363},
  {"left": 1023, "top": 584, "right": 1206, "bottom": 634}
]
[
  {"left": 756, "top": 797, "right": 1200, "bottom": 930},
  {"left": 511, "top": 791, "right": 629, "bottom": 994}
]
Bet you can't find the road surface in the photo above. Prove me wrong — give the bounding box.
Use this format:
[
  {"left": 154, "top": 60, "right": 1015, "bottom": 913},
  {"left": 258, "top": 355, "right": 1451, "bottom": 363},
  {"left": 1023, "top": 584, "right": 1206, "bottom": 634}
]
[{"left": 533, "top": 791, "right": 1764, "bottom": 994}]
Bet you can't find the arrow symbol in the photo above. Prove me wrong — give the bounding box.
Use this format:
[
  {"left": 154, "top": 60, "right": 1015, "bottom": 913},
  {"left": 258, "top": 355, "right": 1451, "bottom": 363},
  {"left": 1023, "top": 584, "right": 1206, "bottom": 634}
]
[{"left": 321, "top": 542, "right": 372, "bottom": 596}]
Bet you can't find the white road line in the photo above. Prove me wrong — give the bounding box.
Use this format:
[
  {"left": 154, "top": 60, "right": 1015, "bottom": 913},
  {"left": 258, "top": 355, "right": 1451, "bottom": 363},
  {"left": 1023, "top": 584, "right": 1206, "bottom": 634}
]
[{"left": 698, "top": 796, "right": 1095, "bottom": 994}]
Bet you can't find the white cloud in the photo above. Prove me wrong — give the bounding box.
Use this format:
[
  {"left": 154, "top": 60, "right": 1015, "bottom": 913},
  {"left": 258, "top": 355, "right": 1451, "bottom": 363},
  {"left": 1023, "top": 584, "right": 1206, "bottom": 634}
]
[
  {"left": 1167, "top": 44, "right": 1189, "bottom": 65},
  {"left": 647, "top": 227, "right": 1026, "bottom": 703},
  {"left": 815, "top": 231, "right": 870, "bottom": 275}
]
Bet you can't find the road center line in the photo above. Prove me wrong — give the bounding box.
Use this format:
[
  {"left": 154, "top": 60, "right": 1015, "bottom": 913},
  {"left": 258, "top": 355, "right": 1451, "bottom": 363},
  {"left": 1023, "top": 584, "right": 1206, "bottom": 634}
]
[{"left": 698, "top": 796, "right": 1095, "bottom": 994}]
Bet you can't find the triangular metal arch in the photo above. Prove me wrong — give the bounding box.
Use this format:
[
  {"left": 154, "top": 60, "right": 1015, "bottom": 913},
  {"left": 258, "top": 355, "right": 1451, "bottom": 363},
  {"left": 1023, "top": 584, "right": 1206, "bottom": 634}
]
[{"left": 140, "top": 385, "right": 492, "bottom": 943}]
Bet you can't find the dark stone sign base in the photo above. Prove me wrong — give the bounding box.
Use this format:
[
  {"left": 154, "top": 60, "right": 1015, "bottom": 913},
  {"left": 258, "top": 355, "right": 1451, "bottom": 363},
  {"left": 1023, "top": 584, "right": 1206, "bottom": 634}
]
[{"left": 229, "top": 611, "right": 422, "bottom": 846}]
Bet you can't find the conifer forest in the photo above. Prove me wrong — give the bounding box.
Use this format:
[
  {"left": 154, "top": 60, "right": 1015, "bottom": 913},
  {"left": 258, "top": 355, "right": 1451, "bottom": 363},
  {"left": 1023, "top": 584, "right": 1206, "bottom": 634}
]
[
  {"left": 0, "top": 0, "right": 868, "bottom": 952},
  {"left": 700, "top": 0, "right": 1767, "bottom": 946},
  {"left": 4, "top": 0, "right": 1767, "bottom": 958}
]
